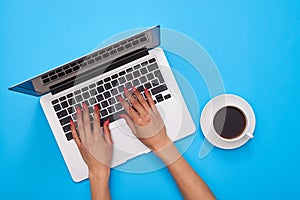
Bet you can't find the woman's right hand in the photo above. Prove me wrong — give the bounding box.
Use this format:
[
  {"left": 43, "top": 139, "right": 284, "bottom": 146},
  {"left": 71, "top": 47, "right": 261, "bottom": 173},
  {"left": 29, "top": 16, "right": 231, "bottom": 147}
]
[{"left": 119, "top": 86, "right": 172, "bottom": 151}]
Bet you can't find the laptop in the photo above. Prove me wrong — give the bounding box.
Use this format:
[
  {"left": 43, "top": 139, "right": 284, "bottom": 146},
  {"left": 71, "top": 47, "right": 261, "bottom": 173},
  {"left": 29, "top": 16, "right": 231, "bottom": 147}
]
[{"left": 9, "top": 25, "right": 196, "bottom": 182}]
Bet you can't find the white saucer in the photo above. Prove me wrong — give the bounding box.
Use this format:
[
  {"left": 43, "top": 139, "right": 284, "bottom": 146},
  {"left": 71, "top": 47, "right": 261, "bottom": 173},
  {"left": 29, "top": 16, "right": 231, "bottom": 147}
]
[{"left": 200, "top": 94, "right": 256, "bottom": 149}]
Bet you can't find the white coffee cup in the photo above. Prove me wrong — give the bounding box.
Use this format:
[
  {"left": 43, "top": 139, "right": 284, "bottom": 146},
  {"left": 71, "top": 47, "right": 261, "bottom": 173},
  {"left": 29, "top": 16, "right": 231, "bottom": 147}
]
[{"left": 200, "top": 94, "right": 256, "bottom": 149}]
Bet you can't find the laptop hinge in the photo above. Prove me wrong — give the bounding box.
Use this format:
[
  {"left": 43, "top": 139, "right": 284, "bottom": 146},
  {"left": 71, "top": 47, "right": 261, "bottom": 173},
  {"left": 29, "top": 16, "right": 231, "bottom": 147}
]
[{"left": 50, "top": 48, "right": 149, "bottom": 95}]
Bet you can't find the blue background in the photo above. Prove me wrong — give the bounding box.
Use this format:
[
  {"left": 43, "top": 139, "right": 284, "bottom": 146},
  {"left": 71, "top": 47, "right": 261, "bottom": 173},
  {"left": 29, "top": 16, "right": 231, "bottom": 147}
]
[{"left": 1, "top": 0, "right": 299, "bottom": 199}]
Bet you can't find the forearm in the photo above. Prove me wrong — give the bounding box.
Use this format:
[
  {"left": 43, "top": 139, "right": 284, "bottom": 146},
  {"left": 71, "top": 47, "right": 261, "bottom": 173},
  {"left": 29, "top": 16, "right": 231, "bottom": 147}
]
[
  {"left": 89, "top": 173, "right": 111, "bottom": 200},
  {"left": 154, "top": 143, "right": 215, "bottom": 200}
]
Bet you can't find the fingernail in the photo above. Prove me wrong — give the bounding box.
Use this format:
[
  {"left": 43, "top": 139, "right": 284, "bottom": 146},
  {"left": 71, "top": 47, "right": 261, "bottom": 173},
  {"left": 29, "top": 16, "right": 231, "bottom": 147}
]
[
  {"left": 132, "top": 86, "right": 136, "bottom": 92},
  {"left": 124, "top": 87, "right": 129, "bottom": 93},
  {"left": 76, "top": 107, "right": 81, "bottom": 113},
  {"left": 94, "top": 104, "right": 99, "bottom": 110},
  {"left": 105, "top": 119, "right": 110, "bottom": 126},
  {"left": 82, "top": 102, "right": 87, "bottom": 109},
  {"left": 70, "top": 119, "right": 74, "bottom": 125},
  {"left": 145, "top": 87, "right": 149, "bottom": 93}
]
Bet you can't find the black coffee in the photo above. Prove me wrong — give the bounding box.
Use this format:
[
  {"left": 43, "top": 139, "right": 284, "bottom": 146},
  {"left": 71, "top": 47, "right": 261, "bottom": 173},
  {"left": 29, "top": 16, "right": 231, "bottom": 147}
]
[{"left": 213, "top": 106, "right": 246, "bottom": 139}]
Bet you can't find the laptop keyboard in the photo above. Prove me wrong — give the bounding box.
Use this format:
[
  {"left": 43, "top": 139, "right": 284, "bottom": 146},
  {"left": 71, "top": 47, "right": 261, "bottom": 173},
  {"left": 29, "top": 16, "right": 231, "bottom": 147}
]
[{"left": 51, "top": 57, "right": 172, "bottom": 141}]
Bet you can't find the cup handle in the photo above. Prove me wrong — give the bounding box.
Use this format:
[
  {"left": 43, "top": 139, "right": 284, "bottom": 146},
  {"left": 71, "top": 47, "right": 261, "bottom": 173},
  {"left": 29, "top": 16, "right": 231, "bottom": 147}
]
[{"left": 246, "top": 131, "right": 254, "bottom": 139}]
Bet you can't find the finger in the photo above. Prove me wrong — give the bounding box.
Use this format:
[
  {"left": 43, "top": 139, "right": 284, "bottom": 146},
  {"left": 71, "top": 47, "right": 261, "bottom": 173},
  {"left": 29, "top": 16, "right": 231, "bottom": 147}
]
[
  {"left": 144, "top": 87, "right": 157, "bottom": 112},
  {"left": 93, "top": 104, "right": 101, "bottom": 138},
  {"left": 119, "top": 113, "right": 136, "bottom": 134},
  {"left": 70, "top": 119, "right": 81, "bottom": 148},
  {"left": 124, "top": 87, "right": 147, "bottom": 117},
  {"left": 118, "top": 96, "right": 140, "bottom": 122},
  {"left": 76, "top": 106, "right": 86, "bottom": 142},
  {"left": 82, "top": 102, "right": 92, "bottom": 141},
  {"left": 103, "top": 119, "right": 112, "bottom": 143},
  {"left": 132, "top": 86, "right": 151, "bottom": 113}
]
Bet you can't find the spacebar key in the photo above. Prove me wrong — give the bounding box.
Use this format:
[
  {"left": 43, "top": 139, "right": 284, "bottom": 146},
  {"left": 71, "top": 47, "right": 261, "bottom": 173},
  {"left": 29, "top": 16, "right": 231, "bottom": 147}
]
[{"left": 151, "top": 84, "right": 168, "bottom": 95}]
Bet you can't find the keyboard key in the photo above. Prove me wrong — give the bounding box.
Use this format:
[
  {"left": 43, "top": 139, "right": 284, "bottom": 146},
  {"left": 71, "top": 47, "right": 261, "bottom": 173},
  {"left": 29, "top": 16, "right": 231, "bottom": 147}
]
[
  {"left": 118, "top": 85, "right": 124, "bottom": 93},
  {"left": 125, "top": 82, "right": 132, "bottom": 89},
  {"left": 148, "top": 58, "right": 156, "bottom": 63},
  {"left": 87, "top": 59, "right": 95, "bottom": 64},
  {"left": 91, "top": 52, "right": 98, "bottom": 58},
  {"left": 52, "top": 99, "right": 59, "bottom": 105},
  {"left": 107, "top": 106, "right": 115, "bottom": 113},
  {"left": 134, "top": 64, "right": 141, "bottom": 70},
  {"left": 63, "top": 124, "right": 71, "bottom": 132},
  {"left": 133, "top": 71, "right": 141, "bottom": 78},
  {"left": 115, "top": 103, "right": 122, "bottom": 111},
  {"left": 104, "top": 83, "right": 112, "bottom": 90},
  {"left": 89, "top": 83, "right": 96, "bottom": 89},
  {"left": 113, "top": 43, "right": 120, "bottom": 48},
  {"left": 140, "top": 37, "right": 147, "bottom": 42},
  {"left": 49, "top": 71, "right": 55, "bottom": 76},
  {"left": 125, "top": 43, "right": 132, "bottom": 49},
  {"left": 119, "top": 71, "right": 125, "bottom": 76},
  {"left": 164, "top": 94, "right": 171, "bottom": 100},
  {"left": 97, "top": 86, "right": 104, "bottom": 93},
  {"left": 65, "top": 132, "right": 73, "bottom": 141},
  {"left": 66, "top": 93, "right": 73, "bottom": 98},
  {"left": 89, "top": 97, "right": 97, "bottom": 105},
  {"left": 61, "top": 101, "right": 68, "bottom": 108},
  {"left": 82, "top": 86, "right": 88, "bottom": 92},
  {"left": 75, "top": 95, "right": 83, "bottom": 102},
  {"left": 137, "top": 85, "right": 144, "bottom": 92},
  {"left": 144, "top": 82, "right": 152, "bottom": 89},
  {"left": 111, "top": 89, "right": 118, "bottom": 96},
  {"left": 132, "top": 40, "right": 139, "bottom": 46},
  {"left": 95, "top": 56, "right": 102, "bottom": 61},
  {"left": 59, "top": 96, "right": 66, "bottom": 101},
  {"left": 132, "top": 79, "right": 140, "bottom": 87},
  {"left": 81, "top": 62, "right": 87, "bottom": 68},
  {"left": 54, "top": 104, "right": 61, "bottom": 112},
  {"left": 151, "top": 79, "right": 159, "bottom": 87},
  {"left": 156, "top": 94, "right": 164, "bottom": 103},
  {"left": 117, "top": 46, "right": 125, "bottom": 52},
  {"left": 97, "top": 80, "right": 103, "bottom": 85},
  {"left": 68, "top": 98, "right": 76, "bottom": 105},
  {"left": 147, "top": 73, "right": 154, "bottom": 80},
  {"left": 126, "top": 74, "right": 133, "bottom": 81},
  {"left": 100, "top": 109, "right": 108, "bottom": 117},
  {"left": 101, "top": 100, "right": 109, "bottom": 108},
  {"left": 65, "top": 69, "right": 72, "bottom": 74},
  {"left": 141, "top": 61, "right": 148, "bottom": 66},
  {"left": 82, "top": 92, "right": 90, "bottom": 99},
  {"left": 104, "top": 77, "right": 111, "bottom": 82},
  {"left": 89, "top": 89, "right": 97, "bottom": 96},
  {"left": 103, "top": 53, "right": 109, "bottom": 58},
  {"left": 96, "top": 94, "right": 104, "bottom": 102},
  {"left": 147, "top": 63, "right": 159, "bottom": 72},
  {"left": 139, "top": 76, "right": 147, "bottom": 83},
  {"left": 57, "top": 110, "right": 68, "bottom": 119},
  {"left": 58, "top": 72, "right": 65, "bottom": 77},
  {"left": 67, "top": 107, "right": 75, "bottom": 114},
  {"left": 151, "top": 84, "right": 168, "bottom": 95},
  {"left": 74, "top": 90, "right": 81, "bottom": 95},
  {"left": 154, "top": 70, "right": 165, "bottom": 83},
  {"left": 119, "top": 77, "right": 126, "bottom": 84},
  {"left": 111, "top": 79, "right": 118, "bottom": 87},
  {"left": 103, "top": 91, "right": 111, "bottom": 99},
  {"left": 111, "top": 74, "right": 118, "bottom": 79},
  {"left": 43, "top": 78, "right": 50, "bottom": 84},
  {"left": 140, "top": 68, "right": 148, "bottom": 75},
  {"left": 73, "top": 65, "right": 80, "bottom": 71},
  {"left": 126, "top": 68, "right": 133, "bottom": 73},
  {"left": 88, "top": 106, "right": 94, "bottom": 114},
  {"left": 110, "top": 50, "right": 117, "bottom": 55},
  {"left": 108, "top": 97, "right": 116, "bottom": 105}
]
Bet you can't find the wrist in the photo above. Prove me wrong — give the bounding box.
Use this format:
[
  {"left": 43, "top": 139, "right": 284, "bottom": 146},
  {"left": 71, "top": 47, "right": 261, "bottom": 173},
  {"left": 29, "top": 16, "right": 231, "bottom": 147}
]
[
  {"left": 89, "top": 169, "right": 110, "bottom": 182},
  {"left": 150, "top": 136, "right": 172, "bottom": 151}
]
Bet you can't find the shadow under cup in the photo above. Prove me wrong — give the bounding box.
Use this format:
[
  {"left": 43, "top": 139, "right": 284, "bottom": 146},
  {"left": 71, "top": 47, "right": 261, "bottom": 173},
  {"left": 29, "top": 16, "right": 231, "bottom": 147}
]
[{"left": 213, "top": 106, "right": 247, "bottom": 140}]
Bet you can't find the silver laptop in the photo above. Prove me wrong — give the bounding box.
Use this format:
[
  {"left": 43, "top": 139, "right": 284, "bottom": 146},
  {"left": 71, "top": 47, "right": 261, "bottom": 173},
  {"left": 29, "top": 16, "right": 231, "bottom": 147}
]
[{"left": 9, "top": 25, "right": 196, "bottom": 182}]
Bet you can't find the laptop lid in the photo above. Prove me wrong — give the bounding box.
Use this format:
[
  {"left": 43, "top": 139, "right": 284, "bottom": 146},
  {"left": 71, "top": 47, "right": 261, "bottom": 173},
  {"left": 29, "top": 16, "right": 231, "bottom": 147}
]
[{"left": 9, "top": 25, "right": 160, "bottom": 96}]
